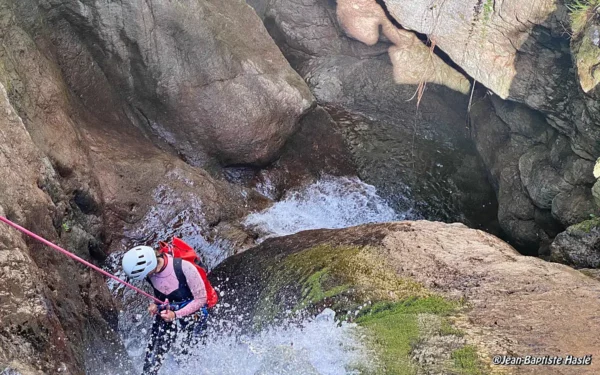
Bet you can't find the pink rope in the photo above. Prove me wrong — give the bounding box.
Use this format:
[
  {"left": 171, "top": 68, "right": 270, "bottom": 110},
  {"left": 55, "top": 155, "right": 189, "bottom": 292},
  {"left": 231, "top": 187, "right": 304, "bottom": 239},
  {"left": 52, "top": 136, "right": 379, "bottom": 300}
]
[{"left": 0, "top": 215, "right": 164, "bottom": 304}]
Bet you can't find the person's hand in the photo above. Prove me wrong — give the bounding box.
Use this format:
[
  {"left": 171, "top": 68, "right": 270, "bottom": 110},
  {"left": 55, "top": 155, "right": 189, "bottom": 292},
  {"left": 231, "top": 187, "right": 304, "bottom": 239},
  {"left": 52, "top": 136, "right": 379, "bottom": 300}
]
[
  {"left": 160, "top": 310, "right": 176, "bottom": 322},
  {"left": 148, "top": 303, "right": 158, "bottom": 316}
]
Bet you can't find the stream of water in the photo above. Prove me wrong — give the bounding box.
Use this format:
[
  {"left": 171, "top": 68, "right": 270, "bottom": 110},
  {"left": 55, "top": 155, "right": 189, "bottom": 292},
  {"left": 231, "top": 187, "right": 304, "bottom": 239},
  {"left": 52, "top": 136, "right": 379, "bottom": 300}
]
[
  {"left": 244, "top": 176, "right": 404, "bottom": 241},
  {"left": 107, "top": 176, "right": 402, "bottom": 374}
]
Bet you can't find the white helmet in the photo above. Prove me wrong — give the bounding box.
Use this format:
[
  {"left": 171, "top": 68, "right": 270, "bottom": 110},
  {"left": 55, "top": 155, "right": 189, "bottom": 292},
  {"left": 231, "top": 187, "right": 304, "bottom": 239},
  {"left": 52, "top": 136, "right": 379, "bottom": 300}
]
[{"left": 122, "top": 246, "right": 157, "bottom": 280}]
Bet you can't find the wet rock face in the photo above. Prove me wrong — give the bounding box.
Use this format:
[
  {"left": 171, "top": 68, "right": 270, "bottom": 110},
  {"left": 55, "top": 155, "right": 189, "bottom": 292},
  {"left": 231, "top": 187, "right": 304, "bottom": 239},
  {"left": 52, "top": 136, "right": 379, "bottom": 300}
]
[
  {"left": 470, "top": 93, "right": 599, "bottom": 254},
  {"left": 247, "top": 106, "right": 357, "bottom": 200},
  {"left": 212, "top": 221, "right": 600, "bottom": 375},
  {"left": 0, "top": 0, "right": 289, "bottom": 372},
  {"left": 0, "top": 81, "right": 128, "bottom": 374},
  {"left": 37, "top": 0, "right": 314, "bottom": 167},
  {"left": 249, "top": 0, "right": 499, "bottom": 230}
]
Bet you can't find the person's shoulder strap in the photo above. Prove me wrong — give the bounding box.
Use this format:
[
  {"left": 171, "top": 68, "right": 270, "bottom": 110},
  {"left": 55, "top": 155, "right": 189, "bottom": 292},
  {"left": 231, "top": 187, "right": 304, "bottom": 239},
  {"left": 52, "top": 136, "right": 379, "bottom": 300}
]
[{"left": 173, "top": 257, "right": 189, "bottom": 289}]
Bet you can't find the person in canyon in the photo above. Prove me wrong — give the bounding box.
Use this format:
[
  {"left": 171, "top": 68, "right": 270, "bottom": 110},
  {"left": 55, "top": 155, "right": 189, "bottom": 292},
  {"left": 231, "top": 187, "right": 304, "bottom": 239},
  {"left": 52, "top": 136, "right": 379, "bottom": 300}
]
[{"left": 122, "top": 245, "right": 210, "bottom": 375}]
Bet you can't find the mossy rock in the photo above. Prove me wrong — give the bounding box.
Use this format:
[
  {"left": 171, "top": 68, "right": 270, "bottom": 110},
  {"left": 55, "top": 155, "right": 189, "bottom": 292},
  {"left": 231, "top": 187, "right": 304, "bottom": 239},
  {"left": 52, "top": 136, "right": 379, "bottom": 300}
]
[
  {"left": 570, "top": 217, "right": 600, "bottom": 233},
  {"left": 213, "top": 221, "right": 600, "bottom": 374},
  {"left": 570, "top": 3, "right": 600, "bottom": 93},
  {"left": 210, "top": 224, "right": 490, "bottom": 374}
]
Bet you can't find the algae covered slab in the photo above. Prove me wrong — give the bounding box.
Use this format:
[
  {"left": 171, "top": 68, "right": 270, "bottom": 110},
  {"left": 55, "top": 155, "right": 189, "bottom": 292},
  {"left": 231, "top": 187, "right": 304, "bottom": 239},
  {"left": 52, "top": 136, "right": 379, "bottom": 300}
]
[
  {"left": 210, "top": 223, "right": 491, "bottom": 374},
  {"left": 211, "top": 221, "right": 600, "bottom": 374}
]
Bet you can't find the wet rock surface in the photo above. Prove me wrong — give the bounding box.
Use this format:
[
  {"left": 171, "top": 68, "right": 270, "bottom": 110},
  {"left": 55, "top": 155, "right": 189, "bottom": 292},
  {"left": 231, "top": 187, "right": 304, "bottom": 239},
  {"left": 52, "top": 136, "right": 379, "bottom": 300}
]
[
  {"left": 213, "top": 221, "right": 600, "bottom": 375},
  {"left": 0, "top": 0, "right": 283, "bottom": 372},
  {"left": 246, "top": 106, "right": 358, "bottom": 200},
  {"left": 249, "top": 0, "right": 499, "bottom": 230},
  {"left": 0, "top": 81, "right": 129, "bottom": 374}
]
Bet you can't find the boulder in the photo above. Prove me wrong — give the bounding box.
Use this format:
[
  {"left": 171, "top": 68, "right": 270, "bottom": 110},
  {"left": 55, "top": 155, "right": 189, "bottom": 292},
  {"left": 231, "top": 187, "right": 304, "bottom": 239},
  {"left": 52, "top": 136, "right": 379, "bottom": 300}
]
[
  {"left": 518, "top": 145, "right": 572, "bottom": 210},
  {"left": 212, "top": 221, "right": 600, "bottom": 375},
  {"left": 36, "top": 0, "right": 314, "bottom": 166},
  {"left": 552, "top": 187, "right": 600, "bottom": 227},
  {"left": 551, "top": 218, "right": 600, "bottom": 268}
]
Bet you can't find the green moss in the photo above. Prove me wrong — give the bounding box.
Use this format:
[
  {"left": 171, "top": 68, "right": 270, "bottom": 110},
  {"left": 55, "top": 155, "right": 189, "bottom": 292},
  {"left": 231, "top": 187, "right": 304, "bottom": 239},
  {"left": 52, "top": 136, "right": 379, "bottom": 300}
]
[
  {"left": 439, "top": 318, "right": 465, "bottom": 337},
  {"left": 357, "top": 297, "right": 459, "bottom": 321},
  {"left": 568, "top": 0, "right": 600, "bottom": 36},
  {"left": 451, "top": 345, "right": 488, "bottom": 375},
  {"left": 302, "top": 268, "right": 350, "bottom": 306},
  {"left": 253, "top": 244, "right": 431, "bottom": 326},
  {"left": 248, "top": 243, "right": 482, "bottom": 375},
  {"left": 483, "top": 0, "right": 494, "bottom": 22},
  {"left": 355, "top": 297, "right": 462, "bottom": 375},
  {"left": 571, "top": 217, "right": 600, "bottom": 233},
  {"left": 359, "top": 310, "right": 420, "bottom": 374},
  {"left": 61, "top": 221, "right": 72, "bottom": 233}
]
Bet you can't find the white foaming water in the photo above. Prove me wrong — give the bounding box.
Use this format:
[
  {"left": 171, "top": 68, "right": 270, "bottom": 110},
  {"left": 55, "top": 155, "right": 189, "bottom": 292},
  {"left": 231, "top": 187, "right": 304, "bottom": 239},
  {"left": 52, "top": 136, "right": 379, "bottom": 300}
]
[
  {"left": 244, "top": 175, "right": 400, "bottom": 240},
  {"left": 132, "top": 309, "right": 375, "bottom": 375},
  {"left": 110, "top": 303, "right": 375, "bottom": 375},
  {"left": 102, "top": 175, "right": 393, "bottom": 374}
]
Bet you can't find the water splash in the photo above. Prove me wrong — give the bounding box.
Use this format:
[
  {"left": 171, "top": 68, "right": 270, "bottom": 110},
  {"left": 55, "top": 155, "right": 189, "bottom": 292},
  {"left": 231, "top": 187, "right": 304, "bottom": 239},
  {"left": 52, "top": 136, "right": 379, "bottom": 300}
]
[
  {"left": 104, "top": 175, "right": 392, "bottom": 374},
  {"left": 106, "top": 277, "right": 376, "bottom": 374},
  {"left": 121, "top": 178, "right": 233, "bottom": 270},
  {"left": 244, "top": 175, "right": 401, "bottom": 240},
  {"left": 123, "top": 309, "right": 374, "bottom": 375}
]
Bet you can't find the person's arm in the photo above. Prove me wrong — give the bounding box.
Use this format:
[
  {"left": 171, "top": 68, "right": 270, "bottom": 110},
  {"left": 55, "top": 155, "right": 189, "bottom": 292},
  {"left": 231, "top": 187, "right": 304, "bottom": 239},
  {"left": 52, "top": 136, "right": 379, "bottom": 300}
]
[{"left": 174, "top": 261, "right": 207, "bottom": 318}]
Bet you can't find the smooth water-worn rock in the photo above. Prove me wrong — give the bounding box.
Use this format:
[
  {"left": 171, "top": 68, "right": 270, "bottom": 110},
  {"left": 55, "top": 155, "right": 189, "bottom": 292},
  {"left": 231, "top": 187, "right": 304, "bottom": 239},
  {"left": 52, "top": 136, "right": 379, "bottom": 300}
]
[
  {"left": 212, "top": 221, "right": 600, "bottom": 375},
  {"left": 32, "top": 0, "right": 314, "bottom": 167},
  {"left": 248, "top": 106, "right": 357, "bottom": 200}
]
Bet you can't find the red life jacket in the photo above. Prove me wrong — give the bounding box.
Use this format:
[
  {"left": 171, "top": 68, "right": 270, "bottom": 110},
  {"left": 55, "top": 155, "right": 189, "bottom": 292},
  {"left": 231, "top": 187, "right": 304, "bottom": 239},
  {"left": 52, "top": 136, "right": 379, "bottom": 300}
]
[{"left": 158, "top": 237, "right": 218, "bottom": 308}]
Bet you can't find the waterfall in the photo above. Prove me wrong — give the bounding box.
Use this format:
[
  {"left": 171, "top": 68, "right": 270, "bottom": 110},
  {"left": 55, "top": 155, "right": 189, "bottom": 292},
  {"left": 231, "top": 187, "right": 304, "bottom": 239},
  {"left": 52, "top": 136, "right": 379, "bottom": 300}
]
[
  {"left": 105, "top": 175, "right": 398, "bottom": 374},
  {"left": 244, "top": 175, "right": 405, "bottom": 240}
]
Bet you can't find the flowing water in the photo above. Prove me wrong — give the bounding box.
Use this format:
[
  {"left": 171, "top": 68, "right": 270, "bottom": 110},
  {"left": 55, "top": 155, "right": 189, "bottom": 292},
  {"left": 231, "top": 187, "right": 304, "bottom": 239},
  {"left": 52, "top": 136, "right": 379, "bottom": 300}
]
[
  {"left": 107, "top": 175, "right": 402, "bottom": 374},
  {"left": 244, "top": 175, "right": 406, "bottom": 241}
]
